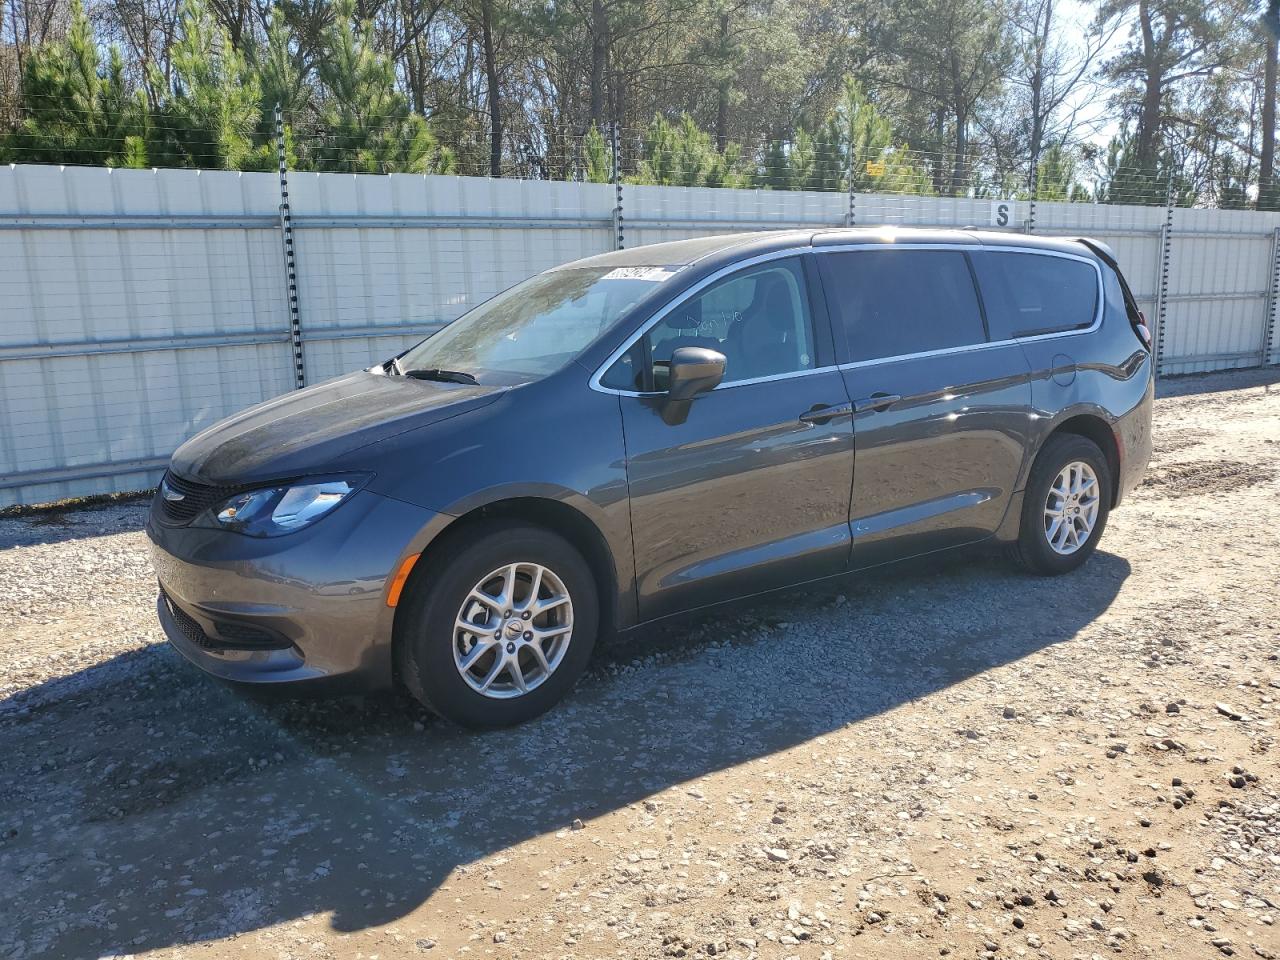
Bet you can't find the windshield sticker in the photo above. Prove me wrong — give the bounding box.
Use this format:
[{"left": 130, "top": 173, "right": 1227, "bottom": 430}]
[{"left": 601, "top": 266, "right": 677, "bottom": 282}]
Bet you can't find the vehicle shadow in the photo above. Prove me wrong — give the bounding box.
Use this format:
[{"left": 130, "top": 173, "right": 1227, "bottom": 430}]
[{"left": 0, "top": 548, "right": 1130, "bottom": 957}]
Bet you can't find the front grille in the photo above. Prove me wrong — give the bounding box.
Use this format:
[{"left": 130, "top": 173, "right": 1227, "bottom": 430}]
[
  {"left": 156, "top": 470, "right": 240, "bottom": 526},
  {"left": 162, "top": 590, "right": 219, "bottom": 649},
  {"left": 214, "top": 620, "right": 284, "bottom": 648},
  {"left": 160, "top": 590, "right": 289, "bottom": 651}
]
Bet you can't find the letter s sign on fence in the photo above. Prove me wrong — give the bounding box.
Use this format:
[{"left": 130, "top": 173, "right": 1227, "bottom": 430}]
[{"left": 991, "top": 201, "right": 1015, "bottom": 228}]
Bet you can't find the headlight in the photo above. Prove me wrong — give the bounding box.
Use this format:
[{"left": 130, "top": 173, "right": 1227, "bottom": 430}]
[{"left": 196, "top": 476, "right": 367, "bottom": 537}]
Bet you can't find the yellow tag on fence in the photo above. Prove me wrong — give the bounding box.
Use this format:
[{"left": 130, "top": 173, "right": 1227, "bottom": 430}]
[{"left": 865, "top": 160, "right": 886, "bottom": 177}]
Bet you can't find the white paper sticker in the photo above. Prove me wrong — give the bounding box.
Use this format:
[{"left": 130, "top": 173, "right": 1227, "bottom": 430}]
[{"left": 601, "top": 266, "right": 677, "bottom": 282}]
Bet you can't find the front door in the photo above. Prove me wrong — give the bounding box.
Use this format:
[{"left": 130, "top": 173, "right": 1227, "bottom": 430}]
[
  {"left": 600, "top": 256, "right": 855, "bottom": 621},
  {"left": 818, "top": 246, "right": 1034, "bottom": 568}
]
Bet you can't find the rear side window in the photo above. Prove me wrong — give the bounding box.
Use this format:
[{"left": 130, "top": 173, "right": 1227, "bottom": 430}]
[
  {"left": 972, "top": 251, "right": 1098, "bottom": 340},
  {"left": 820, "top": 250, "right": 986, "bottom": 362}
]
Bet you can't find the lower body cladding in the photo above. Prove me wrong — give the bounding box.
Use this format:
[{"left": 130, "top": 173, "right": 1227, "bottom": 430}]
[{"left": 147, "top": 489, "right": 442, "bottom": 691}]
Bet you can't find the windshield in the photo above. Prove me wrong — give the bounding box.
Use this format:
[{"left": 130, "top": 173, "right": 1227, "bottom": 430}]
[{"left": 395, "top": 266, "right": 676, "bottom": 382}]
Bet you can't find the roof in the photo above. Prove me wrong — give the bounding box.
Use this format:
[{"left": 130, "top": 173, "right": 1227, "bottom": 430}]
[
  {"left": 554, "top": 226, "right": 1101, "bottom": 273},
  {"left": 552, "top": 231, "right": 811, "bottom": 270}
]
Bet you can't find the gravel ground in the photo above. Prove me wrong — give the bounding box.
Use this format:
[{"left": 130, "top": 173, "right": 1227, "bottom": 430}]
[{"left": 2, "top": 368, "right": 1278, "bottom": 960}]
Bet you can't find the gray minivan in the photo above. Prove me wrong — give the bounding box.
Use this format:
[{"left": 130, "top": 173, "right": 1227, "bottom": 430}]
[{"left": 147, "top": 228, "right": 1154, "bottom": 727}]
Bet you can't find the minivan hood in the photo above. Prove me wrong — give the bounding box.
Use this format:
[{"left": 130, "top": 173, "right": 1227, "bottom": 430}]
[{"left": 169, "top": 370, "right": 503, "bottom": 486}]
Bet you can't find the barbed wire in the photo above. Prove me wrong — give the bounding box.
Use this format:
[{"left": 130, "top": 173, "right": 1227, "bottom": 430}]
[
  {"left": 5, "top": 96, "right": 1264, "bottom": 198},
  {"left": 0, "top": 104, "right": 1264, "bottom": 210}
]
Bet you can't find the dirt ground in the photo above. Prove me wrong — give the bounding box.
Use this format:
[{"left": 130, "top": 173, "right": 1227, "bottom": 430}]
[{"left": 1, "top": 368, "right": 1278, "bottom": 960}]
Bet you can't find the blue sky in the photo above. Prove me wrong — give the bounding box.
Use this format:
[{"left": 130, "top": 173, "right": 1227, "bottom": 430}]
[{"left": 1057, "top": 0, "right": 1128, "bottom": 145}]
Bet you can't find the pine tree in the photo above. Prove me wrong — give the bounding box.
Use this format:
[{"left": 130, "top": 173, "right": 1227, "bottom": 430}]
[
  {"left": 2, "top": 0, "right": 148, "bottom": 168},
  {"left": 246, "top": 11, "right": 309, "bottom": 166},
  {"left": 147, "top": 0, "right": 268, "bottom": 170},
  {"left": 807, "top": 118, "right": 845, "bottom": 192},
  {"left": 580, "top": 124, "right": 612, "bottom": 183},
  {"left": 1096, "top": 131, "right": 1173, "bottom": 206},
  {"left": 670, "top": 115, "right": 711, "bottom": 186},
  {"left": 758, "top": 138, "right": 789, "bottom": 190},
  {"left": 840, "top": 80, "right": 893, "bottom": 191},
  {"left": 833, "top": 80, "right": 933, "bottom": 195},
  {"left": 313, "top": 0, "right": 451, "bottom": 174},
  {"left": 1034, "top": 144, "right": 1089, "bottom": 201},
  {"left": 787, "top": 129, "right": 815, "bottom": 191},
  {"left": 704, "top": 143, "right": 750, "bottom": 189},
  {"left": 634, "top": 113, "right": 745, "bottom": 187}
]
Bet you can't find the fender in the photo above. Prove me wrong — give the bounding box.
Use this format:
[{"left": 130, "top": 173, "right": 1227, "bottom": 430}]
[{"left": 365, "top": 378, "right": 638, "bottom": 631}]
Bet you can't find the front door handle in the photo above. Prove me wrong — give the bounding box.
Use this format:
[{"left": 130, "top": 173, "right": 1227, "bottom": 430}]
[
  {"left": 852, "top": 393, "right": 901, "bottom": 414},
  {"left": 799, "top": 402, "right": 854, "bottom": 425}
]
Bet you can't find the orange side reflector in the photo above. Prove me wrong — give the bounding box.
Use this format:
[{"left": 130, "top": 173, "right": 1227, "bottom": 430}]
[{"left": 385, "top": 553, "right": 421, "bottom": 608}]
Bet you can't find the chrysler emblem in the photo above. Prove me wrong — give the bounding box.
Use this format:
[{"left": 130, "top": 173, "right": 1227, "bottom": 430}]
[{"left": 160, "top": 479, "right": 185, "bottom": 502}]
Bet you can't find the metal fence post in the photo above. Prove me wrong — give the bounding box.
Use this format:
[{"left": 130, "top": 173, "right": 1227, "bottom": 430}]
[
  {"left": 845, "top": 151, "right": 855, "bottom": 227},
  {"left": 1026, "top": 159, "right": 1037, "bottom": 233},
  {"left": 1153, "top": 176, "right": 1176, "bottom": 378},
  {"left": 1265, "top": 225, "right": 1280, "bottom": 367},
  {"left": 276, "top": 104, "right": 306, "bottom": 389},
  {"left": 611, "top": 123, "right": 624, "bottom": 251}
]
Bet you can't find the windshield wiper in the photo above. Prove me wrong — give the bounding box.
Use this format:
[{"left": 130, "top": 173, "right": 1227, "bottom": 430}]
[{"left": 400, "top": 367, "right": 480, "bottom": 385}]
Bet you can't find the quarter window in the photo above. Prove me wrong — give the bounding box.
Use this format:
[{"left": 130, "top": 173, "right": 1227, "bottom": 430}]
[
  {"left": 972, "top": 251, "right": 1098, "bottom": 340},
  {"left": 602, "top": 257, "right": 816, "bottom": 391},
  {"left": 820, "top": 250, "right": 986, "bottom": 362}
]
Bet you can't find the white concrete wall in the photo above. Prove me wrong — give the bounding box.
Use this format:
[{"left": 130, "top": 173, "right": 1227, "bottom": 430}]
[
  {"left": 0, "top": 167, "right": 294, "bottom": 507},
  {"left": 1, "top": 164, "right": 1277, "bottom": 506},
  {"left": 1161, "top": 208, "right": 1278, "bottom": 375}
]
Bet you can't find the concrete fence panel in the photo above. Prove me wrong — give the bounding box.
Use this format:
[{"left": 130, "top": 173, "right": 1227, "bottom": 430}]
[
  {"left": 1, "top": 166, "right": 292, "bottom": 506},
  {"left": 1160, "top": 208, "right": 1280, "bottom": 375}
]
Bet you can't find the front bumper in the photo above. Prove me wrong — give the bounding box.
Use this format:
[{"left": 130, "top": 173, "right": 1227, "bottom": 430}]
[{"left": 147, "top": 488, "right": 445, "bottom": 691}]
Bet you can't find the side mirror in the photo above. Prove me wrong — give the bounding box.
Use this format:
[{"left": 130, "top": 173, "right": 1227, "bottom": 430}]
[{"left": 667, "top": 346, "right": 725, "bottom": 401}]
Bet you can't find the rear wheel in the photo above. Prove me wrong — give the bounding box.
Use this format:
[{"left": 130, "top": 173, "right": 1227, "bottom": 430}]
[
  {"left": 1008, "top": 434, "right": 1111, "bottom": 575},
  {"left": 396, "top": 521, "right": 598, "bottom": 728}
]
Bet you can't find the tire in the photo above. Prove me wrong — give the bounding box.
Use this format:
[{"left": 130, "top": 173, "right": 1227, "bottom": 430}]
[
  {"left": 395, "top": 520, "right": 598, "bottom": 728},
  {"left": 1007, "top": 433, "right": 1112, "bottom": 576}
]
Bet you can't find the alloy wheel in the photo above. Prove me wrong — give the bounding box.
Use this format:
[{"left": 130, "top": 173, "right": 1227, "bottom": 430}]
[
  {"left": 453, "top": 562, "right": 574, "bottom": 699},
  {"left": 1043, "top": 460, "right": 1101, "bottom": 556}
]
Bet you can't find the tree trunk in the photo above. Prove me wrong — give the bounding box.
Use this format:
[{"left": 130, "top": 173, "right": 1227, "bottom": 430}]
[
  {"left": 1027, "top": 0, "right": 1052, "bottom": 193},
  {"left": 931, "top": 112, "right": 946, "bottom": 195},
  {"left": 406, "top": 47, "right": 426, "bottom": 114},
  {"left": 714, "top": 12, "right": 730, "bottom": 150},
  {"left": 9, "top": 0, "right": 27, "bottom": 95},
  {"left": 589, "top": 0, "right": 608, "bottom": 128},
  {"left": 609, "top": 63, "right": 626, "bottom": 141},
  {"left": 1261, "top": 30, "right": 1277, "bottom": 209},
  {"left": 948, "top": 42, "right": 966, "bottom": 196},
  {"left": 481, "top": 0, "right": 502, "bottom": 177},
  {"left": 1135, "top": 0, "right": 1162, "bottom": 172},
  {"left": 951, "top": 109, "right": 967, "bottom": 196}
]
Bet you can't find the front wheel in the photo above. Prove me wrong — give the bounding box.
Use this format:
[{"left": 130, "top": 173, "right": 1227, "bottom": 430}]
[
  {"left": 1008, "top": 434, "right": 1112, "bottom": 575},
  {"left": 395, "top": 521, "right": 599, "bottom": 728}
]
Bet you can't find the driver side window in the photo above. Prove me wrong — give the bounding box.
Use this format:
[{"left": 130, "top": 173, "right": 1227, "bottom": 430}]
[{"left": 602, "top": 257, "right": 816, "bottom": 392}]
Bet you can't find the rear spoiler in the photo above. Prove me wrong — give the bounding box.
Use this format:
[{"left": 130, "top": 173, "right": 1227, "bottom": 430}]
[{"left": 1070, "top": 236, "right": 1119, "bottom": 267}]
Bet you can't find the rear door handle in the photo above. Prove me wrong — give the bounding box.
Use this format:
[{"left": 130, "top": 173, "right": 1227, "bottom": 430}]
[
  {"left": 799, "top": 402, "right": 854, "bottom": 425},
  {"left": 852, "top": 393, "right": 901, "bottom": 414}
]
